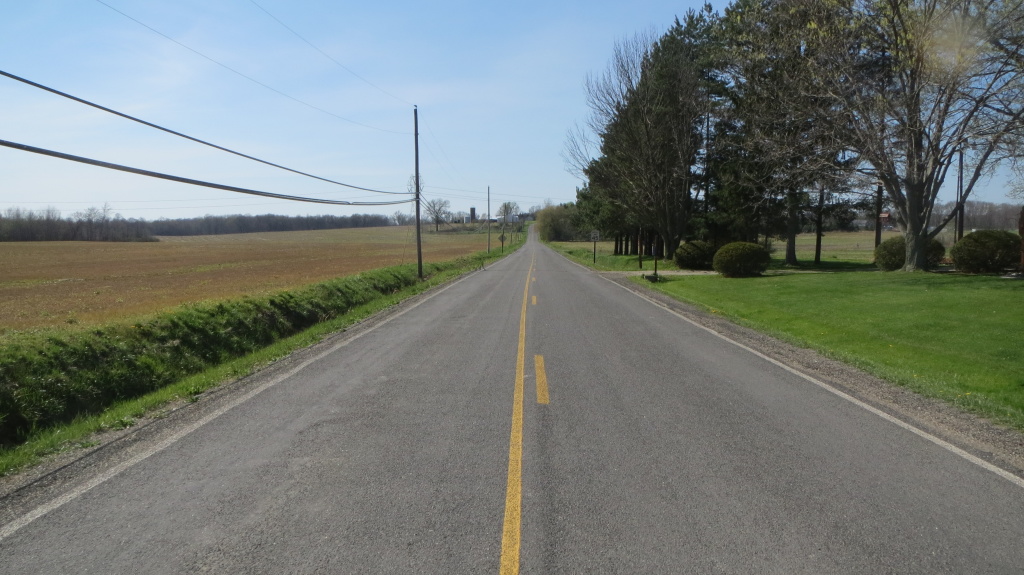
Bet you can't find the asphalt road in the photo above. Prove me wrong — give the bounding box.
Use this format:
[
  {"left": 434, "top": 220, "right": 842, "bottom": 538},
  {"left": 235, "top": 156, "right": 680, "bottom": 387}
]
[{"left": 2, "top": 230, "right": 1023, "bottom": 574}]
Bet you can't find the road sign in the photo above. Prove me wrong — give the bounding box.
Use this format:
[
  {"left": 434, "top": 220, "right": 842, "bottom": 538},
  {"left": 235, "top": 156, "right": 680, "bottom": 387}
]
[{"left": 590, "top": 230, "right": 600, "bottom": 242}]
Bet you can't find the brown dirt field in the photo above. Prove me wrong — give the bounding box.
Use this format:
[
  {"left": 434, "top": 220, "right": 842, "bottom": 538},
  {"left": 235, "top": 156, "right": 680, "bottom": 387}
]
[{"left": 0, "top": 226, "right": 489, "bottom": 336}]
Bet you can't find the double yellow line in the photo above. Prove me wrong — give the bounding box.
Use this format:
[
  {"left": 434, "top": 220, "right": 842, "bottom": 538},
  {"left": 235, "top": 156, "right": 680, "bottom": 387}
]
[{"left": 499, "top": 254, "right": 547, "bottom": 574}]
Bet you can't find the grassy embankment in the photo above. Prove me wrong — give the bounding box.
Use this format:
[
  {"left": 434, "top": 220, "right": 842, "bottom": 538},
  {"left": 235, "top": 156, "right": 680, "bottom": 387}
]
[
  {"left": 0, "top": 226, "right": 522, "bottom": 475},
  {"left": 550, "top": 231, "right": 1024, "bottom": 431}
]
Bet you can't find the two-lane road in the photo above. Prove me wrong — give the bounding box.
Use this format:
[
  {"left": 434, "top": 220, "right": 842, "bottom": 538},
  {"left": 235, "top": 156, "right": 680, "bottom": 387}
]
[{"left": 2, "top": 231, "right": 1023, "bottom": 573}]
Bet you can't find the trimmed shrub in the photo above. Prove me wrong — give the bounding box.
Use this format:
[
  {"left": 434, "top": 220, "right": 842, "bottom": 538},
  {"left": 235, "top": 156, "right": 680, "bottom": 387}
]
[
  {"left": 674, "top": 241, "right": 717, "bottom": 270},
  {"left": 950, "top": 229, "right": 1021, "bottom": 273},
  {"left": 929, "top": 239, "right": 948, "bottom": 268},
  {"left": 874, "top": 237, "right": 905, "bottom": 271},
  {"left": 874, "top": 236, "right": 946, "bottom": 271},
  {"left": 712, "top": 242, "right": 771, "bottom": 277}
]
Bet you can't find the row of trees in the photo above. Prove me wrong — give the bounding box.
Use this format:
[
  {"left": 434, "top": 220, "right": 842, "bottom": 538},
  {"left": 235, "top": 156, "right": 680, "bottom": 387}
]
[
  {"left": 0, "top": 206, "right": 396, "bottom": 241},
  {"left": 149, "top": 213, "right": 391, "bottom": 236},
  {"left": 928, "top": 201, "right": 1024, "bottom": 232},
  {"left": 565, "top": 0, "right": 1024, "bottom": 270},
  {"left": 0, "top": 206, "right": 154, "bottom": 242}
]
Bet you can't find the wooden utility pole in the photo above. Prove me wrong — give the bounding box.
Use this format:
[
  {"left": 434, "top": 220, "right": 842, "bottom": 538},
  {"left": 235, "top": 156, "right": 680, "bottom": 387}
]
[
  {"left": 487, "top": 186, "right": 491, "bottom": 253},
  {"left": 1018, "top": 206, "right": 1024, "bottom": 271},
  {"left": 414, "top": 106, "right": 423, "bottom": 279},
  {"left": 874, "top": 184, "right": 883, "bottom": 248},
  {"left": 957, "top": 145, "right": 966, "bottom": 242},
  {"left": 815, "top": 184, "right": 825, "bottom": 264}
]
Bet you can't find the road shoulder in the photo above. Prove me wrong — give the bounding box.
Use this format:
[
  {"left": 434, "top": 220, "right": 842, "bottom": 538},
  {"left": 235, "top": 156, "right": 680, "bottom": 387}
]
[
  {"left": 0, "top": 266, "right": 488, "bottom": 524},
  {"left": 600, "top": 272, "right": 1024, "bottom": 481}
]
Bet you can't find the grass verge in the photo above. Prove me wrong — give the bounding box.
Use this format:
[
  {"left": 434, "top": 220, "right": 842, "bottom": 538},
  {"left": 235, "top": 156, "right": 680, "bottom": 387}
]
[
  {"left": 646, "top": 272, "right": 1024, "bottom": 430},
  {"left": 0, "top": 239, "right": 522, "bottom": 476}
]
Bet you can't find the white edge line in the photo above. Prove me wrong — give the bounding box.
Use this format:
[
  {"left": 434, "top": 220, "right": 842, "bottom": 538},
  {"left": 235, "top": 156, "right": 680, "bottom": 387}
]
[
  {"left": 0, "top": 271, "right": 477, "bottom": 542},
  {"left": 597, "top": 269, "right": 1024, "bottom": 490}
]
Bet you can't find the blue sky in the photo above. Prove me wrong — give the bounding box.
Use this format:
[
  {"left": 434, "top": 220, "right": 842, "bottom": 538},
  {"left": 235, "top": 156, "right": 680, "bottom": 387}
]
[
  {"left": 1, "top": 0, "right": 1014, "bottom": 223},
  {"left": 0, "top": 0, "right": 714, "bottom": 221}
]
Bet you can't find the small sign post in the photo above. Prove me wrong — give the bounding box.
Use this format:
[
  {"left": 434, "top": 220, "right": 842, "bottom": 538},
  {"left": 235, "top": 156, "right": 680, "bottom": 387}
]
[{"left": 590, "top": 230, "right": 600, "bottom": 263}]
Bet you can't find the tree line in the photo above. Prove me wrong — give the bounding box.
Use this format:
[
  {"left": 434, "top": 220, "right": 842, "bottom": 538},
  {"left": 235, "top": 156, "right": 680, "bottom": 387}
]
[
  {"left": 558, "top": 0, "right": 1024, "bottom": 270},
  {"left": 149, "top": 212, "right": 392, "bottom": 236},
  {"left": 0, "top": 206, "right": 396, "bottom": 242}
]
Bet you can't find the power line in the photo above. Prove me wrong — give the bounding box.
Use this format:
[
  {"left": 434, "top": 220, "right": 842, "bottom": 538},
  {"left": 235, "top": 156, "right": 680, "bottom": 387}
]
[
  {"left": 0, "top": 139, "right": 412, "bottom": 207},
  {"left": 247, "top": 0, "right": 413, "bottom": 107},
  {"left": 423, "top": 121, "right": 465, "bottom": 183},
  {"left": 424, "top": 185, "right": 552, "bottom": 203},
  {"left": 92, "top": 0, "right": 409, "bottom": 135},
  {"left": 422, "top": 141, "right": 457, "bottom": 184},
  {"left": 0, "top": 69, "right": 408, "bottom": 196},
  {"left": 244, "top": 3, "right": 485, "bottom": 201}
]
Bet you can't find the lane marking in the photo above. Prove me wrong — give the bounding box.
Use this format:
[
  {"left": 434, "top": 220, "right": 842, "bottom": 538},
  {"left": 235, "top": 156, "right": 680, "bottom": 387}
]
[
  {"left": 499, "top": 254, "right": 534, "bottom": 575},
  {"left": 597, "top": 271, "right": 1024, "bottom": 490},
  {"left": 531, "top": 295, "right": 536, "bottom": 306},
  {"left": 0, "top": 266, "right": 491, "bottom": 542},
  {"left": 534, "top": 355, "right": 549, "bottom": 405}
]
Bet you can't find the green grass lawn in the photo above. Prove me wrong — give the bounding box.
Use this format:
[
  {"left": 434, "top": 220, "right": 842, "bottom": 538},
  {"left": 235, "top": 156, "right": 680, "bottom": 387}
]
[
  {"left": 550, "top": 242, "right": 661, "bottom": 271},
  {"left": 548, "top": 233, "right": 1024, "bottom": 430}
]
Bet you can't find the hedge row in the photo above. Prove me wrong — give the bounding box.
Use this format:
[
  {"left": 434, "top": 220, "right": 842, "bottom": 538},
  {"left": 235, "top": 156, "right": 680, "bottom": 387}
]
[{"left": 0, "top": 258, "right": 476, "bottom": 446}]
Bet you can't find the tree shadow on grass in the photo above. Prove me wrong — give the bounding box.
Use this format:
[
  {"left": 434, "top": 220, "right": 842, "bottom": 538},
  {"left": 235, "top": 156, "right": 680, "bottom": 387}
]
[{"left": 767, "top": 260, "right": 877, "bottom": 273}]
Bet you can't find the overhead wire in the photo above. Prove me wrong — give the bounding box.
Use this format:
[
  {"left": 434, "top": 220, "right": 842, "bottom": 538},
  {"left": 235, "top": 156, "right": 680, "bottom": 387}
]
[
  {"left": 92, "top": 0, "right": 409, "bottom": 135},
  {"left": 424, "top": 185, "right": 550, "bottom": 204},
  {"left": 422, "top": 141, "right": 457, "bottom": 184},
  {"left": 245, "top": 1, "right": 489, "bottom": 202},
  {"left": 247, "top": 0, "right": 413, "bottom": 108},
  {"left": 0, "top": 139, "right": 412, "bottom": 207},
  {"left": 0, "top": 70, "right": 408, "bottom": 196},
  {"left": 14, "top": 4, "right": 499, "bottom": 216},
  {"left": 423, "top": 122, "right": 465, "bottom": 183}
]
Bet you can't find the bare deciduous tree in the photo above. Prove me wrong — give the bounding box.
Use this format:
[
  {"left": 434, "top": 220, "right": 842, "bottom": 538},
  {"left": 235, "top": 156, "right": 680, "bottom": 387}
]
[
  {"left": 423, "top": 198, "right": 451, "bottom": 232},
  {"left": 793, "top": 0, "right": 1024, "bottom": 270},
  {"left": 497, "top": 201, "right": 520, "bottom": 223}
]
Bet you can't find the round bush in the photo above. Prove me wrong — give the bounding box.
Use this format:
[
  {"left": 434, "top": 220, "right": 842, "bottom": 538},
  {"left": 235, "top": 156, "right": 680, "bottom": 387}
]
[
  {"left": 674, "top": 241, "right": 717, "bottom": 270},
  {"left": 874, "top": 236, "right": 946, "bottom": 271},
  {"left": 712, "top": 242, "right": 771, "bottom": 277},
  {"left": 950, "top": 230, "right": 1021, "bottom": 273},
  {"left": 874, "top": 236, "right": 905, "bottom": 271}
]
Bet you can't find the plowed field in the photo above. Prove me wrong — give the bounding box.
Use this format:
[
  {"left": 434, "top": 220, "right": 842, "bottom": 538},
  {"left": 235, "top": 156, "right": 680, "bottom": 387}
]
[{"left": 0, "top": 227, "right": 489, "bottom": 335}]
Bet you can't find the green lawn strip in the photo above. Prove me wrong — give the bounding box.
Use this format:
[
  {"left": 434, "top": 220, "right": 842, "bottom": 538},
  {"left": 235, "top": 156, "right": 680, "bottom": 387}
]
[
  {"left": 0, "top": 243, "right": 521, "bottom": 476},
  {"left": 641, "top": 272, "right": 1024, "bottom": 430},
  {"left": 550, "top": 241, "right": 664, "bottom": 272}
]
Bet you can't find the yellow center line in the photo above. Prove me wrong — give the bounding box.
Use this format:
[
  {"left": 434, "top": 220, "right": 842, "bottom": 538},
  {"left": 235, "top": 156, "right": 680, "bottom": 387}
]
[
  {"left": 500, "top": 253, "right": 534, "bottom": 574},
  {"left": 531, "top": 295, "right": 536, "bottom": 306},
  {"left": 534, "top": 355, "right": 549, "bottom": 405}
]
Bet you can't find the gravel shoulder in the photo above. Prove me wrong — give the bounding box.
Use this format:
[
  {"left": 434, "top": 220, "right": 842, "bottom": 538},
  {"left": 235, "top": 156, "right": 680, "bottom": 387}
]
[{"left": 601, "top": 271, "right": 1024, "bottom": 480}]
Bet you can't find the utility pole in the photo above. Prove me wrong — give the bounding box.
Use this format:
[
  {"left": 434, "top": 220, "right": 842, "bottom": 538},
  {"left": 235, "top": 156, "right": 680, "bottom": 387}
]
[
  {"left": 957, "top": 143, "right": 966, "bottom": 242},
  {"left": 487, "top": 185, "right": 491, "bottom": 253},
  {"left": 874, "top": 184, "right": 883, "bottom": 248},
  {"left": 414, "top": 106, "right": 423, "bottom": 279}
]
